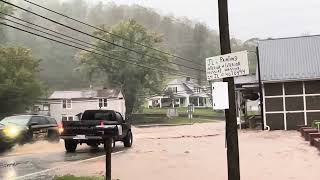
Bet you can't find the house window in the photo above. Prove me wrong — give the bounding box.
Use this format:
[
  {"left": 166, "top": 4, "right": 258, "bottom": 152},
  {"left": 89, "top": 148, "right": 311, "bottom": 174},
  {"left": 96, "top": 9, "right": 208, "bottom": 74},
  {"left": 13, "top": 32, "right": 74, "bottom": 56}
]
[
  {"left": 62, "top": 115, "right": 73, "bottom": 121},
  {"left": 194, "top": 87, "right": 201, "bottom": 93},
  {"left": 168, "top": 87, "right": 177, "bottom": 93},
  {"left": 99, "top": 99, "right": 108, "bottom": 107},
  {"left": 43, "top": 104, "right": 49, "bottom": 111},
  {"left": 62, "top": 99, "right": 72, "bottom": 109},
  {"left": 180, "top": 98, "right": 185, "bottom": 105}
]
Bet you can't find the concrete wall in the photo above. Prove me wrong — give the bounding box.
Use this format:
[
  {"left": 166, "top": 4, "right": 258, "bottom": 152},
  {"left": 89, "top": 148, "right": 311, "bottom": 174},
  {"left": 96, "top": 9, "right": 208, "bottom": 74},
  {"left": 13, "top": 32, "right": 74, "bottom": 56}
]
[{"left": 50, "top": 98, "right": 126, "bottom": 123}]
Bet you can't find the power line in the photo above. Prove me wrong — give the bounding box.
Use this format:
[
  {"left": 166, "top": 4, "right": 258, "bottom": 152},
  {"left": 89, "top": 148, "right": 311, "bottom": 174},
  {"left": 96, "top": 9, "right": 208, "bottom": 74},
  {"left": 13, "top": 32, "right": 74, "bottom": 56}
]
[
  {"left": 0, "top": 13, "right": 204, "bottom": 73},
  {"left": 1, "top": 16, "right": 148, "bottom": 66},
  {"left": 0, "top": 22, "right": 201, "bottom": 80},
  {"left": 2, "top": 17, "right": 95, "bottom": 51},
  {"left": 0, "top": 0, "right": 205, "bottom": 72},
  {"left": 23, "top": 0, "right": 203, "bottom": 67}
]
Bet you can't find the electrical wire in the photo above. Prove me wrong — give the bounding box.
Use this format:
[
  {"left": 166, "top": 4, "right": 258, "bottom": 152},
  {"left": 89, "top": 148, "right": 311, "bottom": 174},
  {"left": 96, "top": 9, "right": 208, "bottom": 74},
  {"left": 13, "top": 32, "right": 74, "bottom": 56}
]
[
  {"left": 0, "top": 0, "right": 206, "bottom": 72},
  {"left": 0, "top": 13, "right": 205, "bottom": 72},
  {"left": 0, "top": 22, "right": 202, "bottom": 80},
  {"left": 23, "top": 0, "right": 204, "bottom": 67},
  {"left": 0, "top": 16, "right": 147, "bottom": 66}
]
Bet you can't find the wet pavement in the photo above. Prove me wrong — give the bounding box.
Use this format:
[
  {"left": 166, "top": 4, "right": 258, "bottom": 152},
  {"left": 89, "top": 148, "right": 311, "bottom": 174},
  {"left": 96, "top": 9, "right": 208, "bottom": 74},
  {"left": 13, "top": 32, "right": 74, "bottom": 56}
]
[{"left": 0, "top": 142, "right": 119, "bottom": 180}]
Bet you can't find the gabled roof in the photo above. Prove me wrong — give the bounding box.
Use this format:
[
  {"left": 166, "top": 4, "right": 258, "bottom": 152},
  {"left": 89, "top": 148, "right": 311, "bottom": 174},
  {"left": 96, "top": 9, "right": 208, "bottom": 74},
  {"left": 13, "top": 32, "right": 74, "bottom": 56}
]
[
  {"left": 49, "top": 89, "right": 121, "bottom": 99},
  {"left": 258, "top": 35, "right": 320, "bottom": 82},
  {"left": 168, "top": 78, "right": 201, "bottom": 93}
]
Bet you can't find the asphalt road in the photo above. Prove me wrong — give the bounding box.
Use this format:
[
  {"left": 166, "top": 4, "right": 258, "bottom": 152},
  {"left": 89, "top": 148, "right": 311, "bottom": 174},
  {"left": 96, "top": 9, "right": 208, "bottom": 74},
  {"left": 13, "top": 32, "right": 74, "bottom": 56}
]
[{"left": 0, "top": 141, "right": 123, "bottom": 180}]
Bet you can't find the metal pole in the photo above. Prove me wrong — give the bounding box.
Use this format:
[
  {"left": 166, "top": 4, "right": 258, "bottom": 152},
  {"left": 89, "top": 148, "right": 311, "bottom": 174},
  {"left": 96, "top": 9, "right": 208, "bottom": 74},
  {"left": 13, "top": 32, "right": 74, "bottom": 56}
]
[
  {"left": 256, "top": 47, "right": 264, "bottom": 130},
  {"left": 238, "top": 91, "right": 242, "bottom": 130},
  {"left": 105, "top": 137, "right": 112, "bottom": 180},
  {"left": 218, "top": 0, "right": 241, "bottom": 180}
]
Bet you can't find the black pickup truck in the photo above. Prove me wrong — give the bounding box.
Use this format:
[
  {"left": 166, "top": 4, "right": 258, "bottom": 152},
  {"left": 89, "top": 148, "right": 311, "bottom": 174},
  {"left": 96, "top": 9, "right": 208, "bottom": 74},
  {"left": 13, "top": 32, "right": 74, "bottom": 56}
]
[{"left": 59, "top": 110, "right": 133, "bottom": 152}]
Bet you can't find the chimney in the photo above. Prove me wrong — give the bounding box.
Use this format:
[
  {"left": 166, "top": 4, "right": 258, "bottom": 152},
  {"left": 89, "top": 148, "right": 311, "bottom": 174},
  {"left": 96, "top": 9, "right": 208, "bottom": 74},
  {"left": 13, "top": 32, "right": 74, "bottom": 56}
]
[{"left": 186, "top": 77, "right": 191, "bottom": 81}]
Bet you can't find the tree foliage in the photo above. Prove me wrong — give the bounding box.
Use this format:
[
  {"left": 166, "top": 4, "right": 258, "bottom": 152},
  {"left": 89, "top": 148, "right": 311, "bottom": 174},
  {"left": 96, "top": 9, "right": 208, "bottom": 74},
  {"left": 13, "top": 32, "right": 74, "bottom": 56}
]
[
  {"left": 6, "top": 0, "right": 257, "bottom": 90},
  {"left": 78, "top": 20, "right": 169, "bottom": 114},
  {"left": 0, "top": 47, "right": 42, "bottom": 114}
]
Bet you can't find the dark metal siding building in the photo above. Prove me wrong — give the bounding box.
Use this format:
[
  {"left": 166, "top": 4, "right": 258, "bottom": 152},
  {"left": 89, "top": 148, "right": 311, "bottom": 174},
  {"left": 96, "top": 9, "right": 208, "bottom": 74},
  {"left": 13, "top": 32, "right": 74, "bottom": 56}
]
[{"left": 258, "top": 36, "right": 320, "bottom": 130}]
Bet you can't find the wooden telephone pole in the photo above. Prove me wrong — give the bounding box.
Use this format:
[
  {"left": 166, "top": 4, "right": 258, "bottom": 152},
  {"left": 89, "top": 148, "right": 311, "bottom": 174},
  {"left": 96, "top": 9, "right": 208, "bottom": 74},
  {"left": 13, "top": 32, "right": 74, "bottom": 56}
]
[{"left": 217, "top": 0, "right": 241, "bottom": 179}]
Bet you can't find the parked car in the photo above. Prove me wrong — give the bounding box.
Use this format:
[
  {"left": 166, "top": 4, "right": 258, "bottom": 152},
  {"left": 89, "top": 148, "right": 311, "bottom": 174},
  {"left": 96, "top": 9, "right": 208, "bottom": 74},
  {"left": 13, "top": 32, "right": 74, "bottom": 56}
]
[
  {"left": 0, "top": 115, "right": 60, "bottom": 151},
  {"left": 60, "top": 110, "right": 133, "bottom": 153}
]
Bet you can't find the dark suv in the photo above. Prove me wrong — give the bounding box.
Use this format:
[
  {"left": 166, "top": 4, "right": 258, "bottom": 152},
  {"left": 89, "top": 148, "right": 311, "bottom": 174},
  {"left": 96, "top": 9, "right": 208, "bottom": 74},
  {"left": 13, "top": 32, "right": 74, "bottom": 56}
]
[{"left": 0, "top": 115, "right": 60, "bottom": 151}]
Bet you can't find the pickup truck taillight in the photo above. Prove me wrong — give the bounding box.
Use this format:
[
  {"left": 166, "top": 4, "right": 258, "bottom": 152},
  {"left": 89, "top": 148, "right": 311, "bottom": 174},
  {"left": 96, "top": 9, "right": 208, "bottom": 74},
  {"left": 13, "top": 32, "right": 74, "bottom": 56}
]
[
  {"left": 58, "top": 123, "right": 64, "bottom": 134},
  {"left": 100, "top": 121, "right": 104, "bottom": 126}
]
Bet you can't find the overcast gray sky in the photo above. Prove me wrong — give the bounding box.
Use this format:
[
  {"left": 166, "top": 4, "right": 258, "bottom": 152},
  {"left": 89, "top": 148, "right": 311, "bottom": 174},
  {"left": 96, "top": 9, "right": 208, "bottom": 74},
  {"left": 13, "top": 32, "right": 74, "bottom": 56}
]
[{"left": 96, "top": 0, "right": 319, "bottom": 41}]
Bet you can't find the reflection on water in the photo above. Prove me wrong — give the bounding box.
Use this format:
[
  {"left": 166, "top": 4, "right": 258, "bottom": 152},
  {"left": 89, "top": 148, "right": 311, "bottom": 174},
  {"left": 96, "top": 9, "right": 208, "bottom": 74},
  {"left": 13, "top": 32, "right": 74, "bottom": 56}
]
[{"left": 3, "top": 168, "right": 17, "bottom": 180}]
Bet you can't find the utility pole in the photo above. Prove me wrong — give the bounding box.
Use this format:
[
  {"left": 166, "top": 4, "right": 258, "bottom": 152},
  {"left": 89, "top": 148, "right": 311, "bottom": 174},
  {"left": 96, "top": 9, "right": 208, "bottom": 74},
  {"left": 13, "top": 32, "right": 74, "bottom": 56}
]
[{"left": 217, "top": 0, "right": 241, "bottom": 180}]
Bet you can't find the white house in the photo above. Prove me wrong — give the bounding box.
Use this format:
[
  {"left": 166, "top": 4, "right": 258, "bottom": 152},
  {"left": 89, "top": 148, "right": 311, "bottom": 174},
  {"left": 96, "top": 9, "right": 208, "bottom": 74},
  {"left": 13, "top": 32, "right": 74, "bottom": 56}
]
[
  {"left": 49, "top": 88, "right": 126, "bottom": 122},
  {"left": 148, "top": 77, "right": 211, "bottom": 108}
]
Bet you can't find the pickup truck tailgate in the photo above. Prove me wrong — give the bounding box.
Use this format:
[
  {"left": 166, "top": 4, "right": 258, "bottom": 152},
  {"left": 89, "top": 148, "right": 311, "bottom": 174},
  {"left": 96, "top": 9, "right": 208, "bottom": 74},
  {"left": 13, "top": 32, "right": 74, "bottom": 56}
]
[{"left": 61, "top": 120, "right": 120, "bottom": 136}]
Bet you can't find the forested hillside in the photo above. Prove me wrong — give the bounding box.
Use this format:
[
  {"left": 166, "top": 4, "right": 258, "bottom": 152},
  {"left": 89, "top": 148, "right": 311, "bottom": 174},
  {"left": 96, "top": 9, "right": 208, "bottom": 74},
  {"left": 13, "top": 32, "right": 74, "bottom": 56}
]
[{"left": 4, "top": 0, "right": 257, "bottom": 90}]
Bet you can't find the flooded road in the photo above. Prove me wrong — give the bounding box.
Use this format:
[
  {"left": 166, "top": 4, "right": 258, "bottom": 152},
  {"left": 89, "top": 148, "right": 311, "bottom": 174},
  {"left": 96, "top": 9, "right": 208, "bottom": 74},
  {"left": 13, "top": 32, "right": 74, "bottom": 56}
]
[{"left": 0, "top": 141, "right": 123, "bottom": 180}]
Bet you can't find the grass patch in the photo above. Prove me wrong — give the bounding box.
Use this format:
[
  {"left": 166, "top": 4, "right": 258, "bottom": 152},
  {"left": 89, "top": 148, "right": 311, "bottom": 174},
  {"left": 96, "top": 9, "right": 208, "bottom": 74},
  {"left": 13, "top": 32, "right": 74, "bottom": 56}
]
[
  {"left": 132, "top": 115, "right": 217, "bottom": 125},
  {"left": 132, "top": 108, "right": 223, "bottom": 125},
  {"left": 53, "top": 175, "right": 104, "bottom": 180},
  {"left": 142, "top": 107, "right": 223, "bottom": 117}
]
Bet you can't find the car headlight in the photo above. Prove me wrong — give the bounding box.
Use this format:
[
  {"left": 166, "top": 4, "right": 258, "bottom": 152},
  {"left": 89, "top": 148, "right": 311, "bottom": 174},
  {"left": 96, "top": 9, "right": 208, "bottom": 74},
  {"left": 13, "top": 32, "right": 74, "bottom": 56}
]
[{"left": 3, "top": 127, "right": 20, "bottom": 138}]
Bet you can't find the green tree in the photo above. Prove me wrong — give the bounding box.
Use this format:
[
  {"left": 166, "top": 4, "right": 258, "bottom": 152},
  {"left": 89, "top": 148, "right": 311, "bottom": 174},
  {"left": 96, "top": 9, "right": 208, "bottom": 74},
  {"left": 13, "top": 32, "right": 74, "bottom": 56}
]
[
  {"left": 78, "top": 20, "right": 169, "bottom": 114},
  {"left": 0, "top": 47, "right": 42, "bottom": 115}
]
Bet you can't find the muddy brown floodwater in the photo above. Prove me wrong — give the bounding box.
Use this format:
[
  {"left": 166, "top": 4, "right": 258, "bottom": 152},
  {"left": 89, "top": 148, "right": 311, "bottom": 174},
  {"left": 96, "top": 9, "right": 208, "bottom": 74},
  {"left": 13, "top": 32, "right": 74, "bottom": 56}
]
[{"left": 51, "top": 122, "right": 320, "bottom": 180}]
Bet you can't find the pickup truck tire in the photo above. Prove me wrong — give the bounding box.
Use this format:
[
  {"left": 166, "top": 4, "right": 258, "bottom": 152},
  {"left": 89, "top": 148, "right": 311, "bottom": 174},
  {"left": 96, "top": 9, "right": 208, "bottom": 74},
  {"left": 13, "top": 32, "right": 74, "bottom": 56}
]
[
  {"left": 65, "top": 140, "right": 77, "bottom": 152},
  {"left": 123, "top": 130, "right": 133, "bottom": 147},
  {"left": 104, "top": 138, "right": 115, "bottom": 152}
]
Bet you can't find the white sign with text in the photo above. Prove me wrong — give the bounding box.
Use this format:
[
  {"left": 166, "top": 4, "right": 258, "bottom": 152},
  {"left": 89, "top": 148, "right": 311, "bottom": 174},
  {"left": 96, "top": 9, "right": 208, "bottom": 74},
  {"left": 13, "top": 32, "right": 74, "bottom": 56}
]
[{"left": 206, "top": 51, "right": 249, "bottom": 80}]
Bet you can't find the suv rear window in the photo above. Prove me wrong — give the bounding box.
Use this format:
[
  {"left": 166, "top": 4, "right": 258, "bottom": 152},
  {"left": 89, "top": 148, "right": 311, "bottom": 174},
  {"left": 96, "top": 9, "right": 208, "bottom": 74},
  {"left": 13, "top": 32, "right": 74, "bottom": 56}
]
[{"left": 47, "top": 117, "right": 57, "bottom": 124}]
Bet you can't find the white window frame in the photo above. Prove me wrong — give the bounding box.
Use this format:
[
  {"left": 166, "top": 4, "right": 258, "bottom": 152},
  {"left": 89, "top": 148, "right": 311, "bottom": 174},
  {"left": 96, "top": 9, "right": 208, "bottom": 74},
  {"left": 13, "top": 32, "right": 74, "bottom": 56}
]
[
  {"left": 168, "top": 87, "right": 178, "bottom": 93},
  {"left": 99, "top": 98, "right": 108, "bottom": 108},
  {"left": 43, "top": 104, "right": 49, "bottom": 111},
  {"left": 194, "top": 87, "right": 201, "bottom": 93},
  {"left": 173, "top": 87, "right": 178, "bottom": 93},
  {"left": 62, "top": 115, "right": 74, "bottom": 121},
  {"left": 62, "top": 99, "right": 72, "bottom": 109}
]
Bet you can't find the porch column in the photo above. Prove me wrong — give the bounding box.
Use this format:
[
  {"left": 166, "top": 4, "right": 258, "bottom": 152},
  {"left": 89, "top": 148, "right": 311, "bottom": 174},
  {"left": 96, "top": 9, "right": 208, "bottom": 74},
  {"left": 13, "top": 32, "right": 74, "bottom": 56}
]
[
  {"left": 178, "top": 98, "right": 181, "bottom": 107},
  {"left": 186, "top": 96, "right": 190, "bottom": 106},
  {"left": 197, "top": 97, "right": 200, "bottom": 107},
  {"left": 159, "top": 98, "right": 162, "bottom": 108}
]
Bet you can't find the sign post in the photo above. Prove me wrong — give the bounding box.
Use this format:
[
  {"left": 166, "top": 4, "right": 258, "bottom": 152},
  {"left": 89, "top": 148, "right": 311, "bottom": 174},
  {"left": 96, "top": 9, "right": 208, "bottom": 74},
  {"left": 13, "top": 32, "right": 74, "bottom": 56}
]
[
  {"left": 206, "top": 52, "right": 249, "bottom": 180},
  {"left": 208, "top": 1, "right": 249, "bottom": 178},
  {"left": 105, "top": 137, "right": 112, "bottom": 180}
]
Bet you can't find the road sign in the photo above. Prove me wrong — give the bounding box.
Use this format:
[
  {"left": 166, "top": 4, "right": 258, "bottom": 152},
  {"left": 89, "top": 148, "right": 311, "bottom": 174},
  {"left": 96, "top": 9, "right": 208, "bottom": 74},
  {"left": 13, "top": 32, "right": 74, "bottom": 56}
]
[
  {"left": 206, "top": 51, "right": 249, "bottom": 80},
  {"left": 212, "top": 82, "right": 229, "bottom": 109}
]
